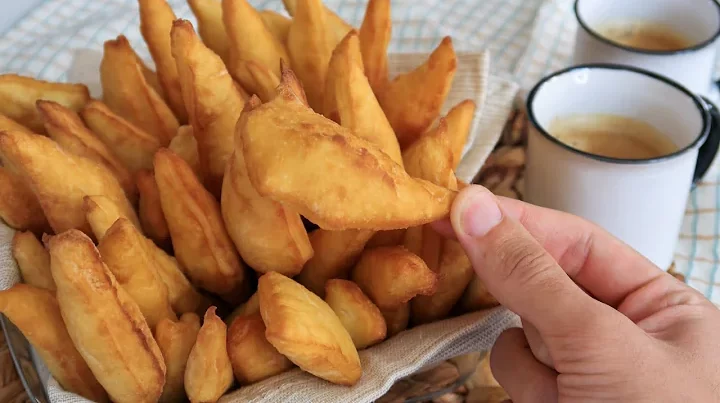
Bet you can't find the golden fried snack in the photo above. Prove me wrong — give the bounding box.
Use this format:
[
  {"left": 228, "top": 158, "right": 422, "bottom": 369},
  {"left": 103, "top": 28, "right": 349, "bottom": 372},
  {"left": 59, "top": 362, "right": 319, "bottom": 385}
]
[
  {"left": 225, "top": 292, "right": 259, "bottom": 325},
  {"left": 81, "top": 100, "right": 161, "bottom": 173},
  {"left": 0, "top": 166, "right": 50, "bottom": 234},
  {"left": 325, "top": 279, "right": 386, "bottom": 349},
  {"left": 129, "top": 47, "right": 165, "bottom": 99},
  {"left": 402, "top": 119, "right": 454, "bottom": 187},
  {"left": 0, "top": 130, "right": 138, "bottom": 236},
  {"left": 0, "top": 113, "right": 33, "bottom": 134},
  {"left": 222, "top": 97, "right": 312, "bottom": 276},
  {"left": 82, "top": 195, "right": 138, "bottom": 241},
  {"left": 351, "top": 246, "right": 437, "bottom": 309},
  {"left": 445, "top": 99, "right": 476, "bottom": 168},
  {"left": 168, "top": 125, "right": 202, "bottom": 179},
  {"left": 325, "top": 31, "right": 402, "bottom": 165},
  {"left": 258, "top": 271, "right": 361, "bottom": 385},
  {"left": 154, "top": 148, "right": 247, "bottom": 301},
  {"left": 358, "top": 0, "right": 391, "bottom": 95},
  {"left": 366, "top": 229, "right": 406, "bottom": 248},
  {"left": 259, "top": 10, "right": 292, "bottom": 45},
  {"left": 380, "top": 303, "right": 410, "bottom": 337},
  {"left": 241, "top": 60, "right": 281, "bottom": 102},
  {"left": 379, "top": 37, "right": 457, "bottom": 148},
  {"left": 138, "top": 0, "right": 187, "bottom": 123},
  {"left": 411, "top": 240, "right": 474, "bottom": 324},
  {"left": 459, "top": 275, "right": 499, "bottom": 313},
  {"left": 287, "top": 0, "right": 334, "bottom": 111},
  {"left": 188, "top": 0, "right": 231, "bottom": 64},
  {"left": 38, "top": 100, "right": 136, "bottom": 201},
  {"left": 12, "top": 231, "right": 54, "bottom": 291},
  {"left": 0, "top": 74, "right": 89, "bottom": 134},
  {"left": 98, "top": 218, "right": 177, "bottom": 329},
  {"left": 222, "top": 0, "right": 289, "bottom": 97},
  {"left": 135, "top": 170, "right": 170, "bottom": 247},
  {"left": 227, "top": 313, "right": 294, "bottom": 384},
  {"left": 279, "top": 59, "right": 309, "bottom": 106},
  {"left": 296, "top": 229, "right": 372, "bottom": 297},
  {"left": 47, "top": 230, "right": 165, "bottom": 403},
  {"left": 100, "top": 35, "right": 178, "bottom": 145},
  {"left": 156, "top": 313, "right": 201, "bottom": 403},
  {"left": 185, "top": 307, "right": 234, "bottom": 403},
  {"left": 171, "top": 19, "right": 245, "bottom": 195},
  {"left": 0, "top": 284, "right": 108, "bottom": 402},
  {"left": 282, "top": 0, "right": 353, "bottom": 46},
  {"left": 151, "top": 243, "right": 211, "bottom": 316},
  {"left": 239, "top": 91, "right": 456, "bottom": 231}
]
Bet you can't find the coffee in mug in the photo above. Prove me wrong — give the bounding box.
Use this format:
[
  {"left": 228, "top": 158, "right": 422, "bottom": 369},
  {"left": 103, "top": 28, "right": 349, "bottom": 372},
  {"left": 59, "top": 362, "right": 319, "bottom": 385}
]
[
  {"left": 595, "top": 21, "right": 692, "bottom": 52},
  {"left": 547, "top": 114, "right": 679, "bottom": 159}
]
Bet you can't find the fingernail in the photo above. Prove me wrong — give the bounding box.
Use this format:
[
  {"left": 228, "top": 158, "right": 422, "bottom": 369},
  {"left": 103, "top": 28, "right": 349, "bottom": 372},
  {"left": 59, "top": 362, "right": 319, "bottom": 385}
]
[{"left": 453, "top": 186, "right": 503, "bottom": 238}]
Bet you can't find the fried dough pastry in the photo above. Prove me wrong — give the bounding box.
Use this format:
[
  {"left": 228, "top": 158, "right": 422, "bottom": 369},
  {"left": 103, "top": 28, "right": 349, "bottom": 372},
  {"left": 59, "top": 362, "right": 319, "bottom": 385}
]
[
  {"left": 185, "top": 307, "right": 234, "bottom": 403},
  {"left": 81, "top": 100, "right": 161, "bottom": 173},
  {"left": 222, "top": 96, "right": 312, "bottom": 276},
  {"left": 168, "top": 125, "right": 202, "bottom": 179},
  {"left": 135, "top": 170, "right": 170, "bottom": 247},
  {"left": 258, "top": 271, "right": 361, "bottom": 385},
  {"left": 325, "top": 31, "right": 402, "bottom": 165},
  {"left": 402, "top": 119, "right": 454, "bottom": 186},
  {"left": 380, "top": 303, "right": 410, "bottom": 337},
  {"left": 0, "top": 113, "right": 33, "bottom": 134},
  {"left": 259, "top": 10, "right": 292, "bottom": 45},
  {"left": 459, "top": 275, "right": 499, "bottom": 313},
  {"left": 154, "top": 148, "right": 247, "bottom": 300},
  {"left": 225, "top": 292, "right": 259, "bottom": 325},
  {"left": 156, "top": 313, "right": 201, "bottom": 403},
  {"left": 325, "top": 279, "right": 386, "bottom": 349},
  {"left": 188, "top": 0, "right": 231, "bottom": 64},
  {"left": 445, "top": 99, "right": 476, "bottom": 168},
  {"left": 0, "top": 166, "right": 50, "bottom": 234},
  {"left": 240, "top": 60, "right": 281, "bottom": 102},
  {"left": 412, "top": 239, "right": 474, "bottom": 324},
  {"left": 82, "top": 195, "right": 138, "bottom": 241},
  {"left": 358, "top": 0, "right": 391, "bottom": 95},
  {"left": 151, "top": 243, "right": 211, "bottom": 316},
  {"left": 239, "top": 91, "right": 456, "bottom": 231},
  {"left": 47, "top": 230, "right": 165, "bottom": 403},
  {"left": 0, "top": 130, "right": 138, "bottom": 236},
  {"left": 351, "top": 246, "right": 437, "bottom": 310},
  {"left": 100, "top": 35, "right": 178, "bottom": 145},
  {"left": 38, "top": 100, "right": 136, "bottom": 200},
  {"left": 279, "top": 60, "right": 309, "bottom": 105},
  {"left": 0, "top": 284, "right": 108, "bottom": 402},
  {"left": 282, "top": 0, "right": 353, "bottom": 47},
  {"left": 379, "top": 36, "right": 457, "bottom": 148},
  {"left": 287, "top": 0, "right": 334, "bottom": 111},
  {"left": 227, "top": 313, "right": 294, "bottom": 384},
  {"left": 98, "top": 218, "right": 177, "bottom": 328},
  {"left": 171, "top": 19, "right": 246, "bottom": 195},
  {"left": 0, "top": 74, "right": 89, "bottom": 134},
  {"left": 366, "top": 229, "right": 406, "bottom": 248},
  {"left": 129, "top": 47, "right": 166, "bottom": 99},
  {"left": 12, "top": 231, "right": 54, "bottom": 291},
  {"left": 222, "top": 0, "right": 289, "bottom": 97},
  {"left": 138, "top": 0, "right": 187, "bottom": 123},
  {"left": 296, "top": 228, "right": 373, "bottom": 297}
]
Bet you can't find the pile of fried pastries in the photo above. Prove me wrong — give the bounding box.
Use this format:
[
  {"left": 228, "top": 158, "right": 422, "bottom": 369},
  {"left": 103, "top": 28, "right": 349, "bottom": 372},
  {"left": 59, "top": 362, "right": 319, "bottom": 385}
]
[{"left": 0, "top": 0, "right": 500, "bottom": 402}]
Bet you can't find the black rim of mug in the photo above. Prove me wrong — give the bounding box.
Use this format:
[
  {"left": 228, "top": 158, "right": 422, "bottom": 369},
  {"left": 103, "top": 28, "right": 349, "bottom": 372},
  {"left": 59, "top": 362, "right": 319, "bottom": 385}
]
[
  {"left": 525, "top": 63, "right": 712, "bottom": 168},
  {"left": 573, "top": 0, "right": 720, "bottom": 56}
]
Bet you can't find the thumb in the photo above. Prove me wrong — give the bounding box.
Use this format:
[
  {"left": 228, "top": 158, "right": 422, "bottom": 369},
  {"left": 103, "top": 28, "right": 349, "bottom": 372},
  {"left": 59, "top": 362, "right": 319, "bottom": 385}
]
[{"left": 451, "top": 185, "right": 602, "bottom": 335}]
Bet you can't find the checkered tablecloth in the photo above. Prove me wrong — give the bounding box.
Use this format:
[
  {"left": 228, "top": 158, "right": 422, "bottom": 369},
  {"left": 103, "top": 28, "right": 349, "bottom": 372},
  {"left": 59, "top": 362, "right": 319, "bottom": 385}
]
[{"left": 1, "top": 0, "right": 719, "bottom": 306}]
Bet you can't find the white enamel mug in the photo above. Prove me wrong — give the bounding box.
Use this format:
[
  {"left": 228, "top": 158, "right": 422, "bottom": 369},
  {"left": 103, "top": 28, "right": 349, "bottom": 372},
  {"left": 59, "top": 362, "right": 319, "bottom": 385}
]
[
  {"left": 573, "top": 0, "right": 720, "bottom": 97},
  {"left": 525, "top": 65, "right": 720, "bottom": 271}
]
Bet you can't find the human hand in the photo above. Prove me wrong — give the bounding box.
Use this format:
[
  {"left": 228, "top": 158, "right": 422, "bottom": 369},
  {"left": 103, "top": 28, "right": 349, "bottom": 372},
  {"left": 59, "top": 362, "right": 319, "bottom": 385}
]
[{"left": 433, "top": 185, "right": 720, "bottom": 402}]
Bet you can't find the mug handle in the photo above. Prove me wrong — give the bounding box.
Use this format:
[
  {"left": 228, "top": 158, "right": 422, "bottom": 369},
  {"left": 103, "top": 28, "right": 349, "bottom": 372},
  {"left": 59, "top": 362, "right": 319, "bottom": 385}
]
[{"left": 694, "top": 96, "right": 720, "bottom": 183}]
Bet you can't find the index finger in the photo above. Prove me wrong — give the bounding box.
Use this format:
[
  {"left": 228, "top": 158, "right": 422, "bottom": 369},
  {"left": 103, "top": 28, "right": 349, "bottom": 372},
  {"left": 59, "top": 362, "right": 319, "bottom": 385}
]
[{"left": 433, "top": 196, "right": 664, "bottom": 308}]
